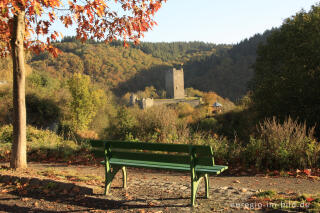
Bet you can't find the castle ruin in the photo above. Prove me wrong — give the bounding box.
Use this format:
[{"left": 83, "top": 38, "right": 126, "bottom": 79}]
[
  {"left": 165, "top": 68, "right": 185, "bottom": 99},
  {"left": 130, "top": 68, "right": 200, "bottom": 109}
]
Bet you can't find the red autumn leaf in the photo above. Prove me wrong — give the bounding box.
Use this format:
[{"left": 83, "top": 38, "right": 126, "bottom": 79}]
[
  {"left": 304, "top": 169, "right": 311, "bottom": 176},
  {"left": 306, "top": 197, "right": 314, "bottom": 202}
]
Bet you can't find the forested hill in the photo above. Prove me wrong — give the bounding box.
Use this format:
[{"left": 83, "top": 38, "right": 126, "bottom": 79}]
[
  {"left": 29, "top": 41, "right": 167, "bottom": 89},
  {"left": 183, "top": 30, "right": 273, "bottom": 101},
  {"left": 1, "top": 31, "right": 272, "bottom": 100}
]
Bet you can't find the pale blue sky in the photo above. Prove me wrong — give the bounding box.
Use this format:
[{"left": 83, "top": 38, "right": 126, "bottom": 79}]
[{"left": 141, "top": 0, "right": 319, "bottom": 44}]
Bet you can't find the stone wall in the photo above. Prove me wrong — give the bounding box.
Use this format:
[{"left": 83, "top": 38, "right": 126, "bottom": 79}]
[
  {"left": 134, "top": 97, "right": 200, "bottom": 109},
  {"left": 153, "top": 99, "right": 200, "bottom": 107}
]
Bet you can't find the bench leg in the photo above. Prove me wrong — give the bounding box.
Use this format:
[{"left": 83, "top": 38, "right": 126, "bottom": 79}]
[
  {"left": 204, "top": 174, "right": 209, "bottom": 198},
  {"left": 104, "top": 167, "right": 121, "bottom": 195},
  {"left": 104, "top": 168, "right": 112, "bottom": 195},
  {"left": 121, "top": 166, "right": 127, "bottom": 189},
  {"left": 191, "top": 176, "right": 203, "bottom": 206},
  {"left": 104, "top": 173, "right": 110, "bottom": 195}
]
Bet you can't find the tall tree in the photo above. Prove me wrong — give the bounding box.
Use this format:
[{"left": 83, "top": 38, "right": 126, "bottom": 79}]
[
  {"left": 250, "top": 5, "right": 320, "bottom": 131},
  {"left": 0, "top": 0, "right": 166, "bottom": 168},
  {"left": 68, "top": 73, "right": 104, "bottom": 132}
]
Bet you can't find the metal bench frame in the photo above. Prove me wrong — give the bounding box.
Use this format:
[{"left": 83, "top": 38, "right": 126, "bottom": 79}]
[{"left": 91, "top": 140, "right": 228, "bottom": 206}]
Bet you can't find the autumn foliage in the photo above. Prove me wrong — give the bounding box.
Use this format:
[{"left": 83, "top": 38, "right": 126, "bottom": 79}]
[
  {"left": 1, "top": 0, "right": 166, "bottom": 168},
  {"left": 0, "top": 0, "right": 166, "bottom": 57}
]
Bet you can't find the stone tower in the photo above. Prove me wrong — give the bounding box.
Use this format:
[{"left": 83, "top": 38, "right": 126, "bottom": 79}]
[{"left": 165, "top": 68, "right": 184, "bottom": 99}]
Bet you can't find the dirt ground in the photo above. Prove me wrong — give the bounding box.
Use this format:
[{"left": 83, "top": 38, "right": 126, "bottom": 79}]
[{"left": 0, "top": 162, "right": 319, "bottom": 212}]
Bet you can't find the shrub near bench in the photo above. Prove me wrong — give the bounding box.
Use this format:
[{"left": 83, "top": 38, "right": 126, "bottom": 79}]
[{"left": 90, "top": 140, "right": 228, "bottom": 206}]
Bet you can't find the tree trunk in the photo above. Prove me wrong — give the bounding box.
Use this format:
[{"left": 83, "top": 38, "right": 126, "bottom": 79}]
[{"left": 10, "top": 10, "right": 27, "bottom": 169}]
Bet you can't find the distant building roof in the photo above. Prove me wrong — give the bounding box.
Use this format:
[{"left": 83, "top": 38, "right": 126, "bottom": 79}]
[{"left": 213, "top": 102, "right": 222, "bottom": 107}]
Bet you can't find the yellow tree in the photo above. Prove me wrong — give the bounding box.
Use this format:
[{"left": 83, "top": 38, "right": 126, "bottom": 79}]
[{"left": 0, "top": 0, "right": 166, "bottom": 169}]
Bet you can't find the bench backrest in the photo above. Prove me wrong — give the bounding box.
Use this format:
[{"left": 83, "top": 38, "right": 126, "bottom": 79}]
[{"left": 90, "top": 140, "right": 215, "bottom": 166}]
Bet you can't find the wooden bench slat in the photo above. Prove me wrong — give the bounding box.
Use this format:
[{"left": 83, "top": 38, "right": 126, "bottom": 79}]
[
  {"left": 109, "top": 158, "right": 191, "bottom": 171},
  {"left": 195, "top": 165, "right": 228, "bottom": 174},
  {"left": 95, "top": 149, "right": 215, "bottom": 166},
  {"left": 89, "top": 140, "right": 105, "bottom": 148},
  {"left": 102, "top": 159, "right": 228, "bottom": 174},
  {"left": 111, "top": 151, "right": 190, "bottom": 164},
  {"left": 107, "top": 141, "right": 190, "bottom": 153},
  {"left": 196, "top": 157, "right": 215, "bottom": 166},
  {"left": 112, "top": 151, "right": 217, "bottom": 166},
  {"left": 110, "top": 160, "right": 224, "bottom": 174},
  {"left": 192, "top": 146, "right": 214, "bottom": 156},
  {"left": 90, "top": 140, "right": 214, "bottom": 156},
  {"left": 91, "top": 148, "right": 104, "bottom": 157},
  {"left": 104, "top": 140, "right": 213, "bottom": 155}
]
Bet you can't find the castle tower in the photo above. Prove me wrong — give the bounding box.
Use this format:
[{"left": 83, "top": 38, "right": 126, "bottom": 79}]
[{"left": 165, "top": 68, "right": 185, "bottom": 99}]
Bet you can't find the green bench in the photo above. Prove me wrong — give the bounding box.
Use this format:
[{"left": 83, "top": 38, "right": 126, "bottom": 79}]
[{"left": 90, "top": 140, "right": 228, "bottom": 206}]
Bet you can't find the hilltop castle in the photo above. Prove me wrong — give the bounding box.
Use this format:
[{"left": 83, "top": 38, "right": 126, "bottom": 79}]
[{"left": 130, "top": 68, "right": 200, "bottom": 109}]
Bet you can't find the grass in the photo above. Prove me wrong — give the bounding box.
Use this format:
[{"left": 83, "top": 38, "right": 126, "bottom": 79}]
[
  {"left": 0, "top": 125, "right": 94, "bottom": 163},
  {"left": 37, "top": 168, "right": 104, "bottom": 184},
  {"left": 256, "top": 190, "right": 277, "bottom": 198},
  {"left": 249, "top": 190, "right": 320, "bottom": 212}
]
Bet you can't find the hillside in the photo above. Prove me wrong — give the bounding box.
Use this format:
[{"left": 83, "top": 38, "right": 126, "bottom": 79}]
[
  {"left": 183, "top": 30, "right": 273, "bottom": 101},
  {"left": 29, "top": 41, "right": 167, "bottom": 89},
  {"left": 1, "top": 31, "right": 272, "bottom": 101}
]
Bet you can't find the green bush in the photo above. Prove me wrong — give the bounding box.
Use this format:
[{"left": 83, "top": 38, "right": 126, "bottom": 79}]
[
  {"left": 106, "top": 105, "right": 190, "bottom": 143},
  {"left": 0, "top": 125, "right": 89, "bottom": 161},
  {"left": 214, "top": 107, "right": 257, "bottom": 144},
  {"left": 196, "top": 117, "right": 220, "bottom": 132},
  {"left": 0, "top": 85, "right": 13, "bottom": 125},
  {"left": 135, "top": 105, "right": 180, "bottom": 143},
  {"left": 26, "top": 93, "right": 61, "bottom": 128},
  {"left": 245, "top": 117, "right": 320, "bottom": 170},
  {"left": 67, "top": 73, "right": 106, "bottom": 131},
  {"left": 27, "top": 72, "right": 50, "bottom": 88},
  {"left": 106, "top": 106, "right": 138, "bottom": 140},
  {"left": 191, "top": 132, "right": 243, "bottom": 165},
  {"left": 176, "top": 102, "right": 194, "bottom": 118}
]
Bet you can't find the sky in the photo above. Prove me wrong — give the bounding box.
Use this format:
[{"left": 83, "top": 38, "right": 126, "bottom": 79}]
[{"left": 141, "top": 0, "right": 319, "bottom": 44}]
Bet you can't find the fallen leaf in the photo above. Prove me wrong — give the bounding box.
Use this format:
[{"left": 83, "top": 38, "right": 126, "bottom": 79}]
[
  {"left": 125, "top": 192, "right": 133, "bottom": 200},
  {"left": 306, "top": 197, "right": 314, "bottom": 202},
  {"left": 304, "top": 169, "right": 311, "bottom": 176},
  {"left": 243, "top": 206, "right": 250, "bottom": 210},
  {"left": 308, "top": 176, "right": 319, "bottom": 181},
  {"left": 22, "top": 197, "right": 30, "bottom": 201},
  {"left": 233, "top": 180, "right": 240, "bottom": 183}
]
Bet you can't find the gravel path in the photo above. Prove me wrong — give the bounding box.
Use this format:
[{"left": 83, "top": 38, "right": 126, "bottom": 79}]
[{"left": 0, "top": 162, "right": 319, "bottom": 212}]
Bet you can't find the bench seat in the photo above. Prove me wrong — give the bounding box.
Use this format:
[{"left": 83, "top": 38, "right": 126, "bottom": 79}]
[{"left": 102, "top": 159, "right": 228, "bottom": 174}]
